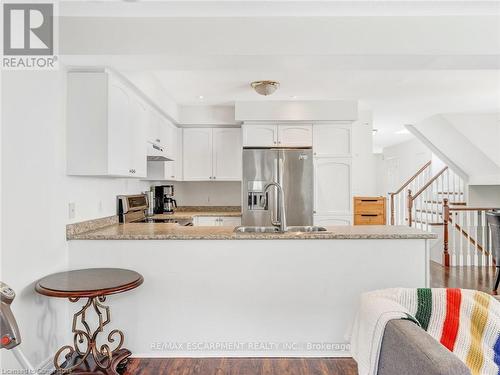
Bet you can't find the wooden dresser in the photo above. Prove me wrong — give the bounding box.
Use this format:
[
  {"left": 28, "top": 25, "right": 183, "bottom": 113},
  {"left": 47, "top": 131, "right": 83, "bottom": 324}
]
[{"left": 354, "top": 196, "right": 386, "bottom": 225}]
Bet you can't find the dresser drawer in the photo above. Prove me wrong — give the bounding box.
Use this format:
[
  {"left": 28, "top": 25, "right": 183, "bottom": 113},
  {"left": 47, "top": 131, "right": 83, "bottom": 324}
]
[
  {"left": 354, "top": 198, "right": 385, "bottom": 214},
  {"left": 354, "top": 214, "right": 385, "bottom": 225}
]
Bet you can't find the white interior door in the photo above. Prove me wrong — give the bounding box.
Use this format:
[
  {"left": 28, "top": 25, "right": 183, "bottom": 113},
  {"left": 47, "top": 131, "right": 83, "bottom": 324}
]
[
  {"left": 278, "top": 124, "right": 312, "bottom": 147},
  {"left": 212, "top": 128, "right": 242, "bottom": 181},
  {"left": 183, "top": 128, "right": 212, "bottom": 180},
  {"left": 314, "top": 157, "right": 352, "bottom": 215}
]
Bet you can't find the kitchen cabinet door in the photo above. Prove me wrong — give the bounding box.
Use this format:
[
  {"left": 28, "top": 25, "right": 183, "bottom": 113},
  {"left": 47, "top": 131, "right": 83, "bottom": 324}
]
[
  {"left": 107, "top": 76, "right": 134, "bottom": 176},
  {"left": 313, "top": 158, "right": 352, "bottom": 216},
  {"left": 313, "top": 123, "right": 351, "bottom": 157},
  {"left": 242, "top": 124, "right": 277, "bottom": 147},
  {"left": 128, "top": 94, "right": 148, "bottom": 177},
  {"left": 183, "top": 128, "right": 212, "bottom": 180},
  {"left": 194, "top": 216, "right": 219, "bottom": 226},
  {"left": 278, "top": 124, "right": 312, "bottom": 147},
  {"left": 219, "top": 217, "right": 242, "bottom": 227},
  {"left": 212, "top": 128, "right": 242, "bottom": 181},
  {"left": 314, "top": 215, "right": 351, "bottom": 226}
]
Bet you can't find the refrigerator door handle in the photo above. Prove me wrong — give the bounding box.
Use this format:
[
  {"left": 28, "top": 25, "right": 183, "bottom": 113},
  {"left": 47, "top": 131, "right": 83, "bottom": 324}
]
[
  {"left": 271, "top": 152, "right": 281, "bottom": 226},
  {"left": 271, "top": 186, "right": 280, "bottom": 226}
]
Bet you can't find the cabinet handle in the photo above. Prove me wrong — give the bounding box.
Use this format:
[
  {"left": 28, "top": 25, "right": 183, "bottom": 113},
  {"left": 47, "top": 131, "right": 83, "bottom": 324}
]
[
  {"left": 213, "top": 176, "right": 216, "bottom": 180},
  {"left": 313, "top": 210, "right": 317, "bottom": 214},
  {"left": 156, "top": 138, "right": 161, "bottom": 143},
  {"left": 171, "top": 175, "right": 175, "bottom": 178}
]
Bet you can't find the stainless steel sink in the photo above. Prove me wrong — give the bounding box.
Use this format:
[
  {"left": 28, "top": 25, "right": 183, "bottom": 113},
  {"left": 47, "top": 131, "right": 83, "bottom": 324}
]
[
  {"left": 234, "top": 226, "right": 327, "bottom": 233},
  {"left": 234, "top": 226, "right": 281, "bottom": 233},
  {"left": 287, "top": 226, "right": 327, "bottom": 232}
]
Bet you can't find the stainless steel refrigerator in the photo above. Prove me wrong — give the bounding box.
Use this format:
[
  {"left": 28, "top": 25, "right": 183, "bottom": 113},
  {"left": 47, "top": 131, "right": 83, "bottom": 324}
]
[{"left": 242, "top": 148, "right": 313, "bottom": 227}]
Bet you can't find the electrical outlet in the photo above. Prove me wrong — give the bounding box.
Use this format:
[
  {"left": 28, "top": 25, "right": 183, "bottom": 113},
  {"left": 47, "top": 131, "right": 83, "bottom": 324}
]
[{"left": 68, "top": 202, "right": 76, "bottom": 220}]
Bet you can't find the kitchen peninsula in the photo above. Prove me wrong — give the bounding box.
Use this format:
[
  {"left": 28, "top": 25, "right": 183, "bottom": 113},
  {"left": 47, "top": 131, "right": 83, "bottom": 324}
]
[{"left": 67, "top": 220, "right": 435, "bottom": 358}]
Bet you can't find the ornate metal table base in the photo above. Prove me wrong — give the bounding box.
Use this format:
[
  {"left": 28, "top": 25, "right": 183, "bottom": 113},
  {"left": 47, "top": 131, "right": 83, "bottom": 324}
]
[{"left": 54, "top": 296, "right": 131, "bottom": 374}]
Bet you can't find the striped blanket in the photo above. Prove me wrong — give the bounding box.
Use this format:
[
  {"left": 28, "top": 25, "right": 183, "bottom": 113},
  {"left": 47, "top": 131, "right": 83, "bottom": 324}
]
[
  {"left": 398, "top": 288, "right": 500, "bottom": 375},
  {"left": 350, "top": 288, "right": 500, "bottom": 375}
]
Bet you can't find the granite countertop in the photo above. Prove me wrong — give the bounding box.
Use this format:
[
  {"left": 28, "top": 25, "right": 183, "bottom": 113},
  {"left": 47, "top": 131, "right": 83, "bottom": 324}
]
[{"left": 68, "top": 224, "right": 437, "bottom": 241}]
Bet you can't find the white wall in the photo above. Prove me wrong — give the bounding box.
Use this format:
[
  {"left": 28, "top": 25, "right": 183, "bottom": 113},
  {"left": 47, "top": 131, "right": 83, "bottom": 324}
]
[
  {"left": 352, "top": 110, "right": 378, "bottom": 197},
  {"left": 179, "top": 105, "right": 238, "bottom": 126},
  {"left": 171, "top": 181, "right": 241, "bottom": 206},
  {"left": 443, "top": 113, "right": 500, "bottom": 168},
  {"left": 412, "top": 114, "right": 500, "bottom": 184},
  {"left": 0, "top": 70, "right": 151, "bottom": 370},
  {"left": 468, "top": 186, "right": 500, "bottom": 207},
  {"left": 380, "top": 137, "right": 432, "bottom": 194}
]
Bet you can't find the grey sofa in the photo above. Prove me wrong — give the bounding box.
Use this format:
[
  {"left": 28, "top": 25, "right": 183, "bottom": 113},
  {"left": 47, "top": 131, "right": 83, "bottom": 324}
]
[{"left": 377, "top": 319, "right": 471, "bottom": 375}]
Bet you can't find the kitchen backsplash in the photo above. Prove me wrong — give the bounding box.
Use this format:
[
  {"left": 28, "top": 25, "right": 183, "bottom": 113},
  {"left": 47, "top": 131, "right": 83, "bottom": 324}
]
[{"left": 168, "top": 181, "right": 241, "bottom": 206}]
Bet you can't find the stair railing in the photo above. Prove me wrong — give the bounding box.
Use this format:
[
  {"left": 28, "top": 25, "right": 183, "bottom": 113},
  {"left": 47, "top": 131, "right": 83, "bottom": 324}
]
[
  {"left": 389, "top": 161, "right": 432, "bottom": 225},
  {"left": 407, "top": 166, "right": 466, "bottom": 231},
  {"left": 443, "top": 199, "right": 497, "bottom": 267},
  {"left": 407, "top": 166, "right": 448, "bottom": 229}
]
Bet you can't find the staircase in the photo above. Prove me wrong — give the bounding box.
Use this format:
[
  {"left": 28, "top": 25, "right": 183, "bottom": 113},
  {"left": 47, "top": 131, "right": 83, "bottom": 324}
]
[{"left": 389, "top": 161, "right": 497, "bottom": 267}]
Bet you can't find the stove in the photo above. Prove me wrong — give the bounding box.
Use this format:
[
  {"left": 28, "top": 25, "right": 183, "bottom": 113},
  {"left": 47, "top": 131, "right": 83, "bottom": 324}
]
[
  {"left": 133, "top": 218, "right": 193, "bottom": 226},
  {"left": 117, "top": 194, "right": 192, "bottom": 225}
]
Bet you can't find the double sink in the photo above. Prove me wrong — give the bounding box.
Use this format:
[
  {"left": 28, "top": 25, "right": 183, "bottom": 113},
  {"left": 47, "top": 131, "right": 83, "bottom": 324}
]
[{"left": 235, "top": 226, "right": 327, "bottom": 233}]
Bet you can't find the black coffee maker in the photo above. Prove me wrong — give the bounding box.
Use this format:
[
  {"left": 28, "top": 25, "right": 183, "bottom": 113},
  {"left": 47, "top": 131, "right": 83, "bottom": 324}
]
[{"left": 154, "top": 185, "right": 177, "bottom": 214}]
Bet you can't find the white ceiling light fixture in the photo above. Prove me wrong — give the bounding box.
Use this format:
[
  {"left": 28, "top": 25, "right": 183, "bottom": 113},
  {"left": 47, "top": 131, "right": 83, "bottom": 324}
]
[{"left": 251, "top": 80, "right": 280, "bottom": 96}]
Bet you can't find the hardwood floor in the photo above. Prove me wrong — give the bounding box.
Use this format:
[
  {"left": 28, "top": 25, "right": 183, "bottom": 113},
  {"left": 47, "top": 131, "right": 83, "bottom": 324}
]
[
  {"left": 123, "top": 358, "right": 358, "bottom": 375},
  {"left": 430, "top": 261, "right": 498, "bottom": 294},
  {"left": 123, "top": 262, "right": 497, "bottom": 375}
]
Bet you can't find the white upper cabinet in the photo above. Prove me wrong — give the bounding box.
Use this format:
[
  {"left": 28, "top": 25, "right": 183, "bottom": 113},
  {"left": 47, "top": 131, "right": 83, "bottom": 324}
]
[
  {"left": 242, "top": 124, "right": 276, "bottom": 147},
  {"left": 278, "top": 125, "right": 312, "bottom": 147},
  {"left": 212, "top": 128, "right": 242, "bottom": 180},
  {"left": 183, "top": 128, "right": 213, "bottom": 180},
  {"left": 67, "top": 70, "right": 147, "bottom": 178},
  {"left": 313, "top": 123, "right": 352, "bottom": 157},
  {"left": 183, "top": 128, "right": 242, "bottom": 181},
  {"left": 242, "top": 123, "right": 312, "bottom": 147},
  {"left": 313, "top": 157, "right": 352, "bottom": 216}
]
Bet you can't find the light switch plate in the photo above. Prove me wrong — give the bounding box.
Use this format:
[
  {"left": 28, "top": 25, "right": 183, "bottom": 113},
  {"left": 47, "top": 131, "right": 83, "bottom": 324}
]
[{"left": 68, "top": 202, "right": 76, "bottom": 219}]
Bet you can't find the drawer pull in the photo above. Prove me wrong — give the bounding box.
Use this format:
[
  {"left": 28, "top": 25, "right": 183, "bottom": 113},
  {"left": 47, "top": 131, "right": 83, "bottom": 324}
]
[
  {"left": 361, "top": 214, "right": 378, "bottom": 217},
  {"left": 360, "top": 199, "right": 379, "bottom": 202}
]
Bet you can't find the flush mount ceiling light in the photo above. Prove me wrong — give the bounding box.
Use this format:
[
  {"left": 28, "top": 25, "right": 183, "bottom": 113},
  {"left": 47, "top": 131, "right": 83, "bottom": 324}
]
[{"left": 251, "top": 80, "right": 280, "bottom": 96}]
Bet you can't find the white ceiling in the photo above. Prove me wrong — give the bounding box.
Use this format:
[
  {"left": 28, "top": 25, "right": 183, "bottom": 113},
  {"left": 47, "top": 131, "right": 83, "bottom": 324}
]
[{"left": 59, "top": 1, "right": 500, "bottom": 150}]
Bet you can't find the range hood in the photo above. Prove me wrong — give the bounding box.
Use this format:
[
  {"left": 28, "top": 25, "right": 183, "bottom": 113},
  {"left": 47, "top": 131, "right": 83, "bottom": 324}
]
[{"left": 147, "top": 141, "right": 172, "bottom": 161}]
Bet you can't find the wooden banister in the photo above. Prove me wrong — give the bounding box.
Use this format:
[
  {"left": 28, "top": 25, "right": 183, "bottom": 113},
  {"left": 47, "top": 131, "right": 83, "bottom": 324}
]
[
  {"left": 443, "top": 199, "right": 450, "bottom": 266},
  {"left": 389, "top": 160, "right": 431, "bottom": 225},
  {"left": 391, "top": 161, "right": 432, "bottom": 196},
  {"left": 407, "top": 166, "right": 448, "bottom": 226},
  {"left": 412, "top": 166, "right": 448, "bottom": 200},
  {"left": 443, "top": 200, "right": 499, "bottom": 266}
]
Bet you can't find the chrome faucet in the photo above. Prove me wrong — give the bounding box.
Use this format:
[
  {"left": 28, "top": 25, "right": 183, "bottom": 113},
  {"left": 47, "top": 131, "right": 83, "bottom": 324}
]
[{"left": 264, "top": 182, "right": 287, "bottom": 232}]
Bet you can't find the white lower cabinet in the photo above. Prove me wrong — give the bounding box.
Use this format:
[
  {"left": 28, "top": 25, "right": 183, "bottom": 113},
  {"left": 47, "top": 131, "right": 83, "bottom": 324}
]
[
  {"left": 193, "top": 216, "right": 242, "bottom": 227},
  {"left": 314, "top": 215, "right": 352, "bottom": 226},
  {"left": 219, "top": 217, "right": 242, "bottom": 227}
]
